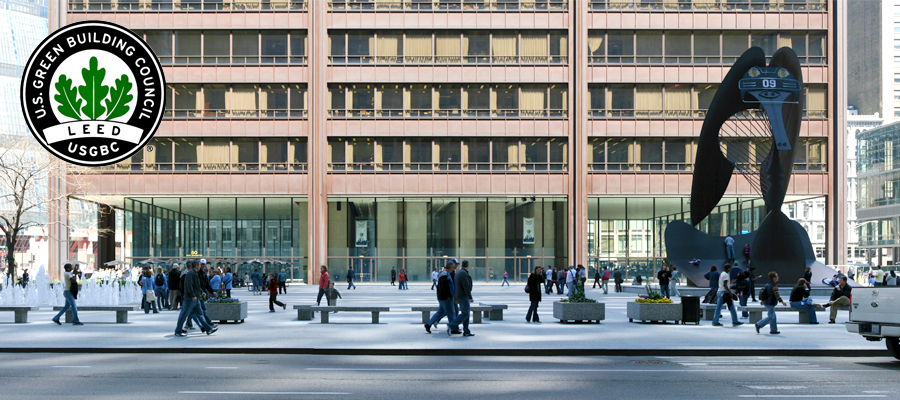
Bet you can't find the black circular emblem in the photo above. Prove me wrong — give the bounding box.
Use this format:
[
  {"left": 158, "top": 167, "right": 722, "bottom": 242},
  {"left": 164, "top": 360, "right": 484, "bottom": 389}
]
[{"left": 20, "top": 20, "right": 165, "bottom": 167}]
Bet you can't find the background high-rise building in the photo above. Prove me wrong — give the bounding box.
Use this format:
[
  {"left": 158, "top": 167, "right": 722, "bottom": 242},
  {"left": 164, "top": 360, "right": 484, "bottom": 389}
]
[{"left": 49, "top": 0, "right": 840, "bottom": 284}]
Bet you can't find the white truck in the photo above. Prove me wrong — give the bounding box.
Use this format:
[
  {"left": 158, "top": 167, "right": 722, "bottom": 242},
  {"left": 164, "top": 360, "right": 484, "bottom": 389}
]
[{"left": 845, "top": 287, "right": 900, "bottom": 360}]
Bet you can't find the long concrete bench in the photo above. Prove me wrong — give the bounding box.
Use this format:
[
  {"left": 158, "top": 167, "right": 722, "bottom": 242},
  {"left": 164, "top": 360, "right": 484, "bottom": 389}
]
[
  {"left": 411, "top": 305, "right": 492, "bottom": 324},
  {"left": 52, "top": 305, "right": 137, "bottom": 323},
  {"left": 700, "top": 303, "right": 740, "bottom": 321},
  {"left": 0, "top": 306, "right": 39, "bottom": 323},
  {"left": 478, "top": 303, "right": 509, "bottom": 321},
  {"left": 741, "top": 305, "right": 849, "bottom": 324},
  {"left": 293, "top": 304, "right": 315, "bottom": 321},
  {"left": 310, "top": 306, "right": 389, "bottom": 323}
]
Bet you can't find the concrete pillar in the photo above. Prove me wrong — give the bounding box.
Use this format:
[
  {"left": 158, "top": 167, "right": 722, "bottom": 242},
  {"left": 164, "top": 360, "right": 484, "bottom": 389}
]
[
  {"left": 308, "top": 1, "right": 327, "bottom": 284},
  {"left": 47, "top": 163, "right": 68, "bottom": 279}
]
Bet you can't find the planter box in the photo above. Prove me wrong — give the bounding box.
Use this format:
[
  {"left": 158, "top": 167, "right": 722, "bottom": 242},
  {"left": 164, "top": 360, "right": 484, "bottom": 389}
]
[
  {"left": 627, "top": 301, "right": 682, "bottom": 324},
  {"left": 206, "top": 301, "right": 247, "bottom": 323},
  {"left": 553, "top": 301, "right": 605, "bottom": 323}
]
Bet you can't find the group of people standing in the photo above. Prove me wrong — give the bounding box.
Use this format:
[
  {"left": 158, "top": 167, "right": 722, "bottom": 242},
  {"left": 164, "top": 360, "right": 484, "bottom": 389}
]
[
  {"left": 249, "top": 269, "right": 289, "bottom": 295},
  {"left": 541, "top": 265, "right": 588, "bottom": 297}
]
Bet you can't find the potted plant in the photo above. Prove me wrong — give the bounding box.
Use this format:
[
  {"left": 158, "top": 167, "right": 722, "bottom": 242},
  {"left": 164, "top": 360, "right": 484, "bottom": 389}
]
[
  {"left": 627, "top": 285, "right": 682, "bottom": 323},
  {"left": 205, "top": 289, "right": 247, "bottom": 323},
  {"left": 553, "top": 290, "right": 605, "bottom": 323}
]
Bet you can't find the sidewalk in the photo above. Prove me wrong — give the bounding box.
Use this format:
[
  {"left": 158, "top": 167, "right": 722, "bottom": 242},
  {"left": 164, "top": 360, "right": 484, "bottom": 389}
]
[{"left": 0, "top": 283, "right": 885, "bottom": 355}]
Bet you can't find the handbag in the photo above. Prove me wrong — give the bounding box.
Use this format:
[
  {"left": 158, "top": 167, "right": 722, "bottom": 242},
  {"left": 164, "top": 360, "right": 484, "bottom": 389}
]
[
  {"left": 524, "top": 284, "right": 531, "bottom": 293},
  {"left": 145, "top": 290, "right": 157, "bottom": 302}
]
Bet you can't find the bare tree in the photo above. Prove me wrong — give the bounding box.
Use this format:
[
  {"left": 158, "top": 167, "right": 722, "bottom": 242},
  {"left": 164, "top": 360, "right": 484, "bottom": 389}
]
[{"left": 0, "top": 135, "right": 109, "bottom": 280}]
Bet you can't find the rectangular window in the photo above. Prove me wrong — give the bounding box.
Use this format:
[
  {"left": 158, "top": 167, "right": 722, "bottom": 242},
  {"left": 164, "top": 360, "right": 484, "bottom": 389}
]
[
  {"left": 549, "top": 85, "right": 567, "bottom": 118},
  {"left": 665, "top": 32, "right": 691, "bottom": 63},
  {"left": 408, "top": 138, "right": 432, "bottom": 171},
  {"left": 261, "top": 31, "right": 288, "bottom": 63},
  {"left": 607, "top": 138, "right": 633, "bottom": 170},
  {"left": 172, "top": 84, "right": 200, "bottom": 118},
  {"left": 330, "top": 32, "right": 347, "bottom": 63},
  {"left": 231, "top": 84, "right": 259, "bottom": 117},
  {"left": 464, "top": 31, "right": 490, "bottom": 63},
  {"left": 492, "top": 139, "right": 519, "bottom": 171},
  {"left": 590, "top": 138, "right": 606, "bottom": 170},
  {"left": 722, "top": 32, "right": 747, "bottom": 62},
  {"left": 637, "top": 139, "right": 663, "bottom": 170},
  {"left": 349, "top": 138, "right": 374, "bottom": 170},
  {"left": 665, "top": 139, "right": 690, "bottom": 170},
  {"left": 549, "top": 31, "right": 567, "bottom": 63},
  {"left": 145, "top": 31, "right": 173, "bottom": 62},
  {"left": 436, "top": 139, "right": 461, "bottom": 170},
  {"left": 261, "top": 84, "right": 287, "bottom": 117},
  {"left": 408, "top": 84, "right": 432, "bottom": 117},
  {"left": 608, "top": 84, "right": 634, "bottom": 117},
  {"left": 587, "top": 31, "right": 605, "bottom": 62},
  {"left": 436, "top": 84, "right": 461, "bottom": 116},
  {"left": 436, "top": 33, "right": 461, "bottom": 63},
  {"left": 204, "top": 84, "right": 227, "bottom": 116},
  {"left": 378, "top": 84, "right": 403, "bottom": 117},
  {"left": 549, "top": 137, "right": 567, "bottom": 171},
  {"left": 635, "top": 31, "right": 662, "bottom": 64},
  {"left": 694, "top": 32, "right": 720, "bottom": 63},
  {"left": 290, "top": 31, "right": 307, "bottom": 63},
  {"left": 406, "top": 32, "right": 432, "bottom": 63},
  {"left": 233, "top": 139, "right": 259, "bottom": 170},
  {"left": 329, "top": 139, "right": 345, "bottom": 171},
  {"left": 174, "top": 31, "right": 201, "bottom": 64},
  {"left": 348, "top": 32, "right": 374, "bottom": 63},
  {"left": 329, "top": 85, "right": 346, "bottom": 116},
  {"left": 589, "top": 85, "right": 605, "bottom": 116},
  {"left": 350, "top": 84, "right": 375, "bottom": 116},
  {"left": 290, "top": 85, "right": 307, "bottom": 117},
  {"left": 376, "top": 31, "right": 403, "bottom": 63},
  {"left": 521, "top": 32, "right": 549, "bottom": 64},
  {"left": 523, "top": 138, "right": 548, "bottom": 171},
  {"left": 491, "top": 32, "right": 517, "bottom": 63},
  {"left": 463, "top": 84, "right": 490, "bottom": 117},
  {"left": 607, "top": 31, "right": 634, "bottom": 63},
  {"left": 290, "top": 138, "right": 307, "bottom": 170},
  {"left": 232, "top": 32, "right": 259, "bottom": 64},
  {"left": 203, "top": 139, "right": 230, "bottom": 171},
  {"left": 750, "top": 32, "right": 777, "bottom": 56},
  {"left": 261, "top": 139, "right": 288, "bottom": 171},
  {"left": 494, "top": 84, "right": 518, "bottom": 117},
  {"left": 466, "top": 138, "right": 490, "bottom": 171},
  {"left": 378, "top": 139, "right": 403, "bottom": 171}
]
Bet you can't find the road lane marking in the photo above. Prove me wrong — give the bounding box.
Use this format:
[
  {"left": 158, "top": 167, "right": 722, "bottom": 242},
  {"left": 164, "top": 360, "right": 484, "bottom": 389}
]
[
  {"left": 744, "top": 386, "right": 808, "bottom": 390},
  {"left": 179, "top": 392, "right": 350, "bottom": 395},
  {"left": 305, "top": 368, "right": 843, "bottom": 372},
  {"left": 52, "top": 366, "right": 90, "bottom": 368},
  {"left": 206, "top": 367, "right": 239, "bottom": 369},
  {"left": 738, "top": 396, "right": 885, "bottom": 398}
]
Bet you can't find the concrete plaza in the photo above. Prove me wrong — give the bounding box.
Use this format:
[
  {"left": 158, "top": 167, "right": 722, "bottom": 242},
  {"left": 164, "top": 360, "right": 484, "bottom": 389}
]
[{"left": 0, "top": 283, "right": 884, "bottom": 354}]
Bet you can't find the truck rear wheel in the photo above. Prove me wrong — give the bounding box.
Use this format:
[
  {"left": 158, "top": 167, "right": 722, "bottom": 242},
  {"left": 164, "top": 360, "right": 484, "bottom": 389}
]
[{"left": 887, "top": 337, "right": 900, "bottom": 361}]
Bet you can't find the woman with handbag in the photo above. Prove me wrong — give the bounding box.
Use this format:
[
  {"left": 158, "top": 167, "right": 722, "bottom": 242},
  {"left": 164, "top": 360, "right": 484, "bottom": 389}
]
[
  {"left": 525, "top": 266, "right": 545, "bottom": 323},
  {"left": 788, "top": 278, "right": 819, "bottom": 324},
  {"left": 141, "top": 270, "right": 159, "bottom": 314}
]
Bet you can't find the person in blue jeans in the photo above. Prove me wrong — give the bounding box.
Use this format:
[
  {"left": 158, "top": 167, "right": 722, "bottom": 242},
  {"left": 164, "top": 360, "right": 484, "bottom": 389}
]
[
  {"left": 154, "top": 267, "right": 168, "bottom": 311},
  {"left": 724, "top": 235, "right": 735, "bottom": 262},
  {"left": 175, "top": 262, "right": 215, "bottom": 337},
  {"left": 712, "top": 263, "right": 743, "bottom": 327},
  {"left": 52, "top": 264, "right": 83, "bottom": 326},
  {"left": 501, "top": 270, "right": 509, "bottom": 287},
  {"left": 347, "top": 266, "right": 356, "bottom": 290},
  {"left": 449, "top": 260, "right": 474, "bottom": 336},
  {"left": 756, "top": 272, "right": 787, "bottom": 334},
  {"left": 788, "top": 278, "right": 819, "bottom": 324},
  {"left": 425, "top": 264, "right": 456, "bottom": 333}
]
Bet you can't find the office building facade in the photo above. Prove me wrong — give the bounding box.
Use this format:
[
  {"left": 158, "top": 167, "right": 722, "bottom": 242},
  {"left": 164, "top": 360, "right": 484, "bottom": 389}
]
[{"left": 56, "top": 0, "right": 840, "bottom": 283}]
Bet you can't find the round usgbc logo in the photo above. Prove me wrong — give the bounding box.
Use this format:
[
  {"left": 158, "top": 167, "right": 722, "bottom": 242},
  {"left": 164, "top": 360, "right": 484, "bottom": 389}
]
[{"left": 20, "top": 21, "right": 165, "bottom": 167}]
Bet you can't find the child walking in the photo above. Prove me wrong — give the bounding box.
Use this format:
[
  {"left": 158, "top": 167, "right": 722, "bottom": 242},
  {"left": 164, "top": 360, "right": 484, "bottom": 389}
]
[
  {"left": 326, "top": 281, "right": 342, "bottom": 307},
  {"left": 268, "top": 273, "right": 285, "bottom": 312}
]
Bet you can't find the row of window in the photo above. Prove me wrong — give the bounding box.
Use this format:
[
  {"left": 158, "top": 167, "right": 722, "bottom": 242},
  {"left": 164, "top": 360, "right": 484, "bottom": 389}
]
[
  {"left": 134, "top": 30, "right": 307, "bottom": 65},
  {"left": 587, "top": 137, "right": 825, "bottom": 171},
  {"left": 67, "top": 0, "right": 827, "bottom": 13},
  {"left": 328, "top": 83, "right": 567, "bottom": 118},
  {"left": 588, "top": 30, "right": 827, "bottom": 65},
  {"left": 588, "top": 84, "right": 827, "bottom": 119},
  {"left": 165, "top": 84, "right": 308, "bottom": 118},
  {"left": 329, "top": 30, "right": 567, "bottom": 64},
  {"left": 328, "top": 137, "right": 567, "bottom": 171},
  {"left": 103, "top": 138, "right": 309, "bottom": 172}
]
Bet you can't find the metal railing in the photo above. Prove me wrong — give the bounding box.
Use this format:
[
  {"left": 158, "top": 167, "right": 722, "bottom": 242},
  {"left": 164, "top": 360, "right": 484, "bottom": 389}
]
[
  {"left": 327, "top": 161, "right": 568, "bottom": 172},
  {"left": 160, "top": 55, "right": 307, "bottom": 65},
  {"left": 588, "top": 55, "right": 826, "bottom": 65},
  {"left": 329, "top": 55, "right": 567, "bottom": 65},
  {"left": 93, "top": 163, "right": 309, "bottom": 172},
  {"left": 165, "top": 109, "right": 308, "bottom": 119},
  {"left": 328, "top": 108, "right": 566, "bottom": 118},
  {"left": 589, "top": 109, "right": 827, "bottom": 119},
  {"left": 68, "top": 0, "right": 307, "bottom": 11}
]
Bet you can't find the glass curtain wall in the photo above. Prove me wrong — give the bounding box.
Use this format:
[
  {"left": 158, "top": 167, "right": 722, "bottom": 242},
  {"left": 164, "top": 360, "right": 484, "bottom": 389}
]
[
  {"left": 125, "top": 197, "right": 309, "bottom": 281},
  {"left": 586, "top": 196, "right": 768, "bottom": 285},
  {"left": 327, "top": 197, "right": 567, "bottom": 283}
]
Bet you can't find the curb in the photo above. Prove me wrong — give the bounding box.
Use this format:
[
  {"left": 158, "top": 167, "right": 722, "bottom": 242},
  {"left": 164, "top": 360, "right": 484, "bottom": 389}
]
[{"left": 0, "top": 348, "right": 889, "bottom": 357}]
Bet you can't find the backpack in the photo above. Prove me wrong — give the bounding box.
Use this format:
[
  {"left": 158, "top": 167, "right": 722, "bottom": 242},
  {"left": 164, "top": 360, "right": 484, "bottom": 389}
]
[
  {"left": 155, "top": 273, "right": 165, "bottom": 287},
  {"left": 759, "top": 283, "right": 769, "bottom": 302}
]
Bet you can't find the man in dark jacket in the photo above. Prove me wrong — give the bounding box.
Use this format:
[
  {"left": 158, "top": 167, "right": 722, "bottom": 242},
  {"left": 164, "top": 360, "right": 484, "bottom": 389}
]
[
  {"left": 823, "top": 276, "right": 852, "bottom": 324},
  {"left": 175, "top": 262, "right": 214, "bottom": 337},
  {"left": 613, "top": 268, "right": 623, "bottom": 293},
  {"left": 167, "top": 265, "right": 182, "bottom": 310},
  {"left": 425, "top": 263, "right": 456, "bottom": 334},
  {"left": 390, "top": 267, "right": 396, "bottom": 286},
  {"left": 448, "top": 260, "right": 474, "bottom": 337},
  {"left": 347, "top": 266, "right": 356, "bottom": 290}
]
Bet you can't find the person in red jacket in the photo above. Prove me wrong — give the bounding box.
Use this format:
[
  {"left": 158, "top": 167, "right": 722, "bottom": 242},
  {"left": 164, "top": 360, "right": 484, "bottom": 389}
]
[
  {"left": 316, "top": 265, "right": 330, "bottom": 306},
  {"left": 268, "top": 273, "right": 285, "bottom": 312}
]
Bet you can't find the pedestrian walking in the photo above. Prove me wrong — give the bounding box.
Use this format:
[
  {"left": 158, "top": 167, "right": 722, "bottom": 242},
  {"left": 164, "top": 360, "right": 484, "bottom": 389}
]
[
  {"left": 425, "top": 263, "right": 456, "bottom": 334},
  {"left": 251, "top": 269, "right": 262, "bottom": 295},
  {"left": 154, "top": 267, "right": 168, "bottom": 311},
  {"left": 52, "top": 264, "right": 83, "bottom": 325},
  {"left": 448, "top": 260, "right": 474, "bottom": 336},
  {"left": 755, "top": 271, "right": 786, "bottom": 334},
  {"left": 592, "top": 269, "right": 601, "bottom": 289},
  {"left": 399, "top": 269, "right": 408, "bottom": 290},
  {"left": 614, "top": 268, "right": 623, "bottom": 293},
  {"left": 557, "top": 268, "right": 566, "bottom": 295},
  {"left": 788, "top": 278, "right": 819, "bottom": 324},
  {"left": 223, "top": 268, "right": 234, "bottom": 298},
  {"left": 703, "top": 265, "right": 719, "bottom": 304},
  {"left": 823, "top": 276, "right": 852, "bottom": 323},
  {"left": 268, "top": 273, "right": 286, "bottom": 312},
  {"left": 390, "top": 267, "right": 396, "bottom": 286},
  {"left": 316, "top": 265, "right": 330, "bottom": 306},
  {"left": 566, "top": 265, "right": 576, "bottom": 299},
  {"left": 743, "top": 244, "right": 751, "bottom": 262},
  {"left": 243, "top": 272, "right": 250, "bottom": 289},
  {"left": 174, "top": 262, "right": 215, "bottom": 337},
  {"left": 657, "top": 265, "right": 671, "bottom": 299},
  {"left": 347, "top": 266, "right": 357, "bottom": 290},
  {"left": 733, "top": 272, "right": 750, "bottom": 318},
  {"left": 501, "top": 270, "right": 510, "bottom": 287},
  {"left": 577, "top": 265, "right": 587, "bottom": 291},
  {"left": 430, "top": 267, "right": 438, "bottom": 290},
  {"left": 669, "top": 266, "right": 680, "bottom": 298},
  {"left": 724, "top": 234, "right": 735, "bottom": 263},
  {"left": 140, "top": 269, "right": 159, "bottom": 314},
  {"left": 325, "top": 281, "right": 342, "bottom": 307},
  {"left": 712, "top": 263, "right": 742, "bottom": 327},
  {"left": 526, "top": 266, "right": 544, "bottom": 323},
  {"left": 748, "top": 267, "right": 760, "bottom": 302},
  {"left": 548, "top": 267, "right": 557, "bottom": 294},
  {"left": 168, "top": 265, "right": 182, "bottom": 310},
  {"left": 544, "top": 266, "right": 553, "bottom": 294},
  {"left": 276, "top": 269, "right": 287, "bottom": 294},
  {"left": 600, "top": 266, "right": 610, "bottom": 294}
]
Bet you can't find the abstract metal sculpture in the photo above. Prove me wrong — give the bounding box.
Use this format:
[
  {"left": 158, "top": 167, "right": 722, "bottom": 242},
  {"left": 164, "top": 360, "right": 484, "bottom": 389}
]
[{"left": 665, "top": 47, "right": 834, "bottom": 287}]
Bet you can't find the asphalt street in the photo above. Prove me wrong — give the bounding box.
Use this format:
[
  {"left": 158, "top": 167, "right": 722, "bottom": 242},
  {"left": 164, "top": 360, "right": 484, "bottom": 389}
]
[{"left": 0, "top": 354, "right": 897, "bottom": 399}]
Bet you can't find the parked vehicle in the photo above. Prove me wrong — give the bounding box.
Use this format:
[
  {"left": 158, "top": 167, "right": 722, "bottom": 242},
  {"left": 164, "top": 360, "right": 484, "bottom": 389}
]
[{"left": 845, "top": 287, "right": 900, "bottom": 360}]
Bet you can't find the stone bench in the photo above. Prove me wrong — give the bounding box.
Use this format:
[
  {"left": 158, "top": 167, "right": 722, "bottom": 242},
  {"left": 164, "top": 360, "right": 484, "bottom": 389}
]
[
  {"left": 293, "top": 304, "right": 315, "bottom": 321},
  {"left": 52, "top": 305, "right": 137, "bottom": 323},
  {"left": 411, "top": 306, "right": 492, "bottom": 324},
  {"left": 310, "top": 306, "right": 389, "bottom": 324},
  {"left": 741, "top": 305, "right": 849, "bottom": 324},
  {"left": 0, "top": 306, "right": 39, "bottom": 323},
  {"left": 478, "top": 303, "right": 509, "bottom": 321}
]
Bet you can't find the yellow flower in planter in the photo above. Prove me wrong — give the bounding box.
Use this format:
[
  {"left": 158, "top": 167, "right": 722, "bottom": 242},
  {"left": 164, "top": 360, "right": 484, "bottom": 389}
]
[{"left": 635, "top": 298, "right": 674, "bottom": 304}]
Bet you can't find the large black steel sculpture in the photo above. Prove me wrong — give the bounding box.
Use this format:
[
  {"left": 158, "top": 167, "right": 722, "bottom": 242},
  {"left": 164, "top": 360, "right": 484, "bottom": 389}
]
[{"left": 665, "top": 47, "right": 837, "bottom": 287}]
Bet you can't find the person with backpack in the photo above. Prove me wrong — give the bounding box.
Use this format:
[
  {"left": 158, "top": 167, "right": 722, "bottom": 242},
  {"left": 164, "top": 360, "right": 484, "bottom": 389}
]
[
  {"left": 613, "top": 268, "right": 623, "bottom": 293},
  {"left": 755, "top": 271, "right": 787, "bottom": 334},
  {"left": 525, "top": 266, "right": 544, "bottom": 323},
  {"left": 52, "top": 263, "right": 83, "bottom": 326},
  {"left": 712, "top": 263, "right": 742, "bottom": 327},
  {"left": 154, "top": 267, "right": 168, "bottom": 311}
]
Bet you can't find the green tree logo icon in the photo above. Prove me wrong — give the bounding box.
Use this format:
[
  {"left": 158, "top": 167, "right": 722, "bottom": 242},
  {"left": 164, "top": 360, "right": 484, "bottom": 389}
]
[{"left": 53, "top": 56, "right": 133, "bottom": 122}]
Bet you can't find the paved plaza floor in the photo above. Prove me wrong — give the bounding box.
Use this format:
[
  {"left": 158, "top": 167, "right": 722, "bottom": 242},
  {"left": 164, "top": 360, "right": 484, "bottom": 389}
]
[{"left": 0, "top": 283, "right": 884, "bottom": 352}]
